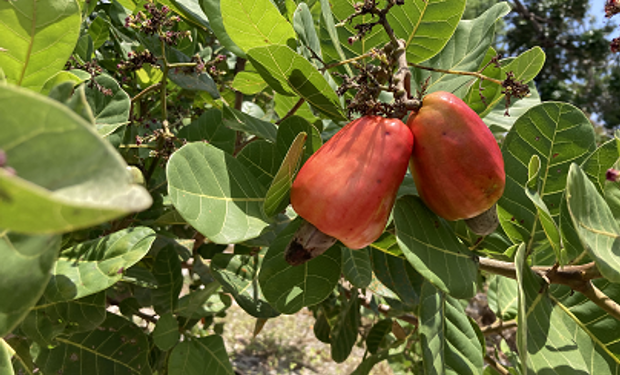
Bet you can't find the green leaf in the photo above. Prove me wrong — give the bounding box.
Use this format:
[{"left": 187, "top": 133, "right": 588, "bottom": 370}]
[
  {"left": 274, "top": 93, "right": 320, "bottom": 125},
  {"left": 487, "top": 275, "right": 518, "bottom": 321},
  {"left": 499, "top": 102, "right": 596, "bottom": 252},
  {"left": 419, "top": 281, "right": 484, "bottom": 375},
  {"left": 236, "top": 140, "right": 279, "bottom": 187},
  {"left": 88, "top": 15, "right": 110, "bottom": 50},
  {"left": 0, "top": 232, "right": 60, "bottom": 337},
  {"left": 293, "top": 2, "right": 322, "bottom": 65},
  {"left": 478, "top": 48, "right": 546, "bottom": 119},
  {"left": 0, "top": 85, "right": 152, "bottom": 234},
  {"left": 167, "top": 142, "right": 271, "bottom": 244},
  {"left": 524, "top": 155, "right": 563, "bottom": 263},
  {"left": 42, "top": 70, "right": 88, "bottom": 95},
  {"left": 330, "top": 0, "right": 464, "bottom": 63},
  {"left": 317, "top": 0, "right": 353, "bottom": 76},
  {"left": 84, "top": 75, "right": 131, "bottom": 137},
  {"left": 581, "top": 137, "right": 620, "bottom": 194},
  {"left": 175, "top": 0, "right": 212, "bottom": 30},
  {"left": 199, "top": 0, "right": 245, "bottom": 57},
  {"left": 231, "top": 71, "right": 268, "bottom": 95},
  {"left": 246, "top": 45, "right": 346, "bottom": 121},
  {"left": 177, "top": 108, "right": 236, "bottom": 154},
  {"left": 36, "top": 313, "right": 152, "bottom": 375},
  {"left": 394, "top": 195, "right": 478, "bottom": 299},
  {"left": 153, "top": 312, "right": 180, "bottom": 351},
  {"left": 21, "top": 292, "right": 107, "bottom": 346},
  {"left": 210, "top": 252, "right": 280, "bottom": 318},
  {"left": 220, "top": 0, "right": 296, "bottom": 52},
  {"left": 369, "top": 247, "right": 423, "bottom": 307},
  {"left": 330, "top": 296, "right": 360, "bottom": 363},
  {"left": 5, "top": 336, "right": 32, "bottom": 375},
  {"left": 222, "top": 105, "right": 277, "bottom": 143},
  {"left": 566, "top": 164, "right": 620, "bottom": 283},
  {"left": 44, "top": 227, "right": 156, "bottom": 302},
  {"left": 175, "top": 287, "right": 230, "bottom": 319},
  {"left": 168, "top": 69, "right": 220, "bottom": 98},
  {"left": 263, "top": 132, "right": 306, "bottom": 217},
  {"left": 465, "top": 47, "right": 503, "bottom": 114},
  {"left": 0, "top": 339, "right": 14, "bottom": 375},
  {"left": 0, "top": 0, "right": 81, "bottom": 91},
  {"left": 395, "top": 0, "right": 466, "bottom": 63},
  {"left": 275, "top": 115, "right": 323, "bottom": 163},
  {"left": 482, "top": 81, "right": 541, "bottom": 133},
  {"left": 550, "top": 280, "right": 620, "bottom": 375},
  {"left": 366, "top": 318, "right": 393, "bottom": 355},
  {"left": 168, "top": 335, "right": 234, "bottom": 375},
  {"left": 259, "top": 218, "right": 342, "bottom": 314},
  {"left": 151, "top": 241, "right": 184, "bottom": 314},
  {"left": 342, "top": 247, "right": 372, "bottom": 288},
  {"left": 515, "top": 244, "right": 589, "bottom": 374},
  {"left": 413, "top": 3, "right": 510, "bottom": 96}
]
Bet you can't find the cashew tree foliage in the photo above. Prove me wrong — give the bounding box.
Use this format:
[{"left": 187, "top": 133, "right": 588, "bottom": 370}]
[{"left": 1, "top": 0, "right": 620, "bottom": 374}]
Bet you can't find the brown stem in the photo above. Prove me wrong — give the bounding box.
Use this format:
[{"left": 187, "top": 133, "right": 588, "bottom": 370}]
[
  {"left": 408, "top": 62, "right": 504, "bottom": 86},
  {"left": 323, "top": 51, "right": 374, "bottom": 71},
  {"left": 480, "top": 319, "right": 517, "bottom": 336},
  {"left": 132, "top": 82, "right": 162, "bottom": 104},
  {"left": 234, "top": 57, "right": 247, "bottom": 111},
  {"left": 275, "top": 98, "right": 306, "bottom": 125},
  {"left": 575, "top": 281, "right": 620, "bottom": 322},
  {"left": 478, "top": 258, "right": 620, "bottom": 321},
  {"left": 478, "top": 259, "right": 602, "bottom": 284},
  {"left": 354, "top": 289, "right": 418, "bottom": 326},
  {"left": 484, "top": 354, "right": 511, "bottom": 375}
]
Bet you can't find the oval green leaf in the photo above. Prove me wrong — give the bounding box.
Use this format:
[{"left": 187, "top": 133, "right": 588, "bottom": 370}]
[{"left": 167, "top": 142, "right": 270, "bottom": 244}]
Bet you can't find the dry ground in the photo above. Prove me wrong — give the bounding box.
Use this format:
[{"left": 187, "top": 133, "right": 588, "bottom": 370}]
[{"left": 215, "top": 303, "right": 394, "bottom": 375}]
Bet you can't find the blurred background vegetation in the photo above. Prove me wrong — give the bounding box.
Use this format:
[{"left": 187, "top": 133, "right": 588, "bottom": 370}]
[{"left": 465, "top": 0, "right": 620, "bottom": 129}]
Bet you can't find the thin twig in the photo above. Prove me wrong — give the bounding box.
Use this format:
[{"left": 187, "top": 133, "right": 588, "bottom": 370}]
[
  {"left": 478, "top": 258, "right": 620, "bottom": 321},
  {"left": 408, "top": 62, "right": 503, "bottom": 86},
  {"left": 484, "top": 354, "right": 512, "bottom": 375},
  {"left": 275, "top": 98, "right": 306, "bottom": 125},
  {"left": 132, "top": 82, "right": 162, "bottom": 104},
  {"left": 480, "top": 319, "right": 517, "bottom": 336},
  {"left": 576, "top": 281, "right": 620, "bottom": 322}
]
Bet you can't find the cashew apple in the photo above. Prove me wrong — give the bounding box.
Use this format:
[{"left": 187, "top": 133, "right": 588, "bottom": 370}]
[
  {"left": 407, "top": 91, "right": 505, "bottom": 223},
  {"left": 290, "top": 116, "right": 414, "bottom": 250}
]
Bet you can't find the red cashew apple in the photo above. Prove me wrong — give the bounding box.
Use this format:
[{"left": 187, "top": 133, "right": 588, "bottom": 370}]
[
  {"left": 406, "top": 91, "right": 505, "bottom": 230},
  {"left": 287, "top": 115, "right": 414, "bottom": 263}
]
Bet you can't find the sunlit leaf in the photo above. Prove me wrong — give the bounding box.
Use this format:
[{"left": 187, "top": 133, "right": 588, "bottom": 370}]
[
  {"left": 167, "top": 142, "right": 271, "bottom": 244},
  {"left": 499, "top": 102, "right": 596, "bottom": 253},
  {"left": 0, "top": 232, "right": 59, "bottom": 337},
  {"left": 413, "top": 3, "right": 510, "bottom": 96},
  {"left": 259, "top": 218, "right": 341, "bottom": 314},
  {"left": 263, "top": 132, "right": 306, "bottom": 217},
  {"left": 211, "top": 252, "right": 280, "bottom": 318},
  {"left": 0, "top": 85, "right": 152, "bottom": 234},
  {"left": 36, "top": 313, "right": 152, "bottom": 374},
  {"left": 44, "top": 227, "right": 156, "bottom": 302},
  {"left": 566, "top": 164, "right": 620, "bottom": 283},
  {"left": 0, "top": 0, "right": 81, "bottom": 91},
  {"left": 168, "top": 335, "right": 234, "bottom": 375},
  {"left": 394, "top": 195, "right": 478, "bottom": 299},
  {"left": 220, "top": 0, "right": 296, "bottom": 52},
  {"left": 247, "top": 45, "right": 346, "bottom": 121}
]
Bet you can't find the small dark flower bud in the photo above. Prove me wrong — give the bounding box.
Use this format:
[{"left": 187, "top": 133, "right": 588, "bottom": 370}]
[{"left": 607, "top": 168, "right": 620, "bottom": 182}]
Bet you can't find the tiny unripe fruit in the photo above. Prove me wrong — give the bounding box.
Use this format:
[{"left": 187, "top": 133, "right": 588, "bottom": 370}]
[{"left": 407, "top": 91, "right": 505, "bottom": 224}]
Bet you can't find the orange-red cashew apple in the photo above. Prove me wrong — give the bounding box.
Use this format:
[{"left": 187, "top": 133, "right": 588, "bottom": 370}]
[
  {"left": 285, "top": 116, "right": 414, "bottom": 265},
  {"left": 406, "top": 91, "right": 505, "bottom": 234}
]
